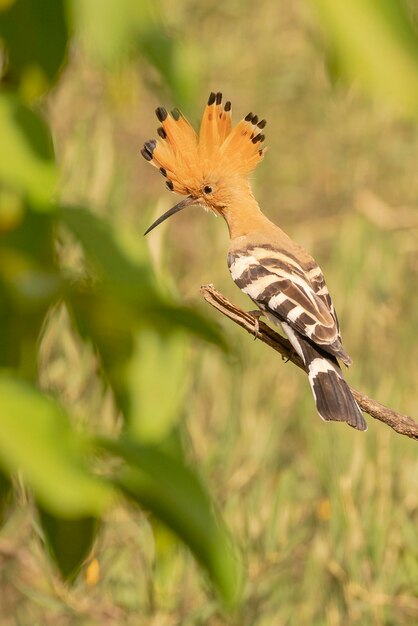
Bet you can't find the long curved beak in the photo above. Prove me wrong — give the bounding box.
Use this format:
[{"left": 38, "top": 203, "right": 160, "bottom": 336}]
[{"left": 144, "top": 195, "right": 197, "bottom": 235}]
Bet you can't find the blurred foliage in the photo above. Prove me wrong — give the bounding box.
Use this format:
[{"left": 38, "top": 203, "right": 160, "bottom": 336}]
[
  {"left": 126, "top": 330, "right": 189, "bottom": 442},
  {"left": 0, "top": 375, "right": 112, "bottom": 516},
  {"left": 39, "top": 509, "right": 98, "bottom": 581},
  {"left": 0, "top": 0, "right": 238, "bottom": 610},
  {"left": 311, "top": 0, "right": 418, "bottom": 118},
  {"left": 103, "top": 438, "right": 242, "bottom": 606},
  {"left": 70, "top": 0, "right": 150, "bottom": 67},
  {"left": 70, "top": 0, "right": 200, "bottom": 106},
  {"left": 0, "top": 0, "right": 418, "bottom": 624},
  {"left": 0, "top": 0, "right": 67, "bottom": 99},
  {"left": 0, "top": 468, "right": 12, "bottom": 524},
  {"left": 0, "top": 93, "right": 57, "bottom": 204}
]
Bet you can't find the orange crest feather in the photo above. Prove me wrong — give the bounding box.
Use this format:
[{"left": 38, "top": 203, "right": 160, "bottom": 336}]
[{"left": 141, "top": 92, "right": 266, "bottom": 195}]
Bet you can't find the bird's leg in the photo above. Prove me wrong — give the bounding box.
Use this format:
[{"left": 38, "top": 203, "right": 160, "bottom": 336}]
[{"left": 247, "top": 309, "right": 264, "bottom": 340}]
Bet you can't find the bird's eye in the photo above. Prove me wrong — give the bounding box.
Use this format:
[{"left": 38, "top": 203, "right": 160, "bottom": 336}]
[{"left": 203, "top": 185, "right": 213, "bottom": 194}]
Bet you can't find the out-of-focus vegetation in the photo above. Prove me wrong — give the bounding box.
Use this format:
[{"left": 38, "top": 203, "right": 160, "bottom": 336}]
[
  {"left": 312, "top": 0, "right": 418, "bottom": 118},
  {"left": 1, "top": 0, "right": 418, "bottom": 625},
  {"left": 0, "top": 0, "right": 240, "bottom": 613}
]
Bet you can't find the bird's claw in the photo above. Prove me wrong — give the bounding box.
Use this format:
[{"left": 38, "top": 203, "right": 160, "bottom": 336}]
[
  {"left": 282, "top": 347, "right": 297, "bottom": 363},
  {"left": 247, "top": 310, "right": 263, "bottom": 340}
]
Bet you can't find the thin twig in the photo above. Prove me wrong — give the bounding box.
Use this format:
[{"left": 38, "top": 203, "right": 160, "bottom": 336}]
[{"left": 200, "top": 284, "right": 418, "bottom": 441}]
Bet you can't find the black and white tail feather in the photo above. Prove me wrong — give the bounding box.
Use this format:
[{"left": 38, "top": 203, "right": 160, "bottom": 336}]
[
  {"left": 228, "top": 243, "right": 367, "bottom": 431},
  {"left": 281, "top": 321, "right": 365, "bottom": 429}
]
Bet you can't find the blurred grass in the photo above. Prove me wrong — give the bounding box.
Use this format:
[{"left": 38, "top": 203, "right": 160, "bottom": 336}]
[{"left": 1, "top": 0, "right": 418, "bottom": 624}]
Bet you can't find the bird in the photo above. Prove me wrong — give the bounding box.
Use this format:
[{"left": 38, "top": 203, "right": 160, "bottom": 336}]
[{"left": 141, "top": 91, "right": 367, "bottom": 431}]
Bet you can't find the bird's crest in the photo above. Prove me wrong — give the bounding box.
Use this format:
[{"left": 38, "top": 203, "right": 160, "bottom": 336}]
[{"left": 141, "top": 92, "right": 266, "bottom": 195}]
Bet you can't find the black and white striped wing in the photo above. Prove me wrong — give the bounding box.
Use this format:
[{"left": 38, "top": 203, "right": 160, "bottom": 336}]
[
  {"left": 228, "top": 245, "right": 349, "bottom": 364},
  {"left": 228, "top": 244, "right": 366, "bottom": 430}
]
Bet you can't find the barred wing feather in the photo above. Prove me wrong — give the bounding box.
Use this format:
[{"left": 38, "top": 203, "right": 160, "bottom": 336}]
[
  {"left": 228, "top": 245, "right": 350, "bottom": 365},
  {"left": 228, "top": 244, "right": 367, "bottom": 431}
]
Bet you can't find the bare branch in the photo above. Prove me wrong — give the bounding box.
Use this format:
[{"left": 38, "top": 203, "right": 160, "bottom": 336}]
[{"left": 200, "top": 284, "right": 418, "bottom": 441}]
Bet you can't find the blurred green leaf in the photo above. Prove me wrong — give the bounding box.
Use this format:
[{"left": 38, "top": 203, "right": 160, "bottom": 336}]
[
  {"left": 0, "top": 93, "right": 58, "bottom": 206},
  {"left": 0, "top": 0, "right": 68, "bottom": 97},
  {"left": 60, "top": 206, "right": 227, "bottom": 349},
  {"left": 0, "top": 375, "right": 113, "bottom": 517},
  {"left": 65, "top": 290, "right": 136, "bottom": 415},
  {"left": 311, "top": 0, "right": 418, "bottom": 119},
  {"left": 127, "top": 331, "right": 189, "bottom": 443},
  {"left": 0, "top": 202, "right": 55, "bottom": 261},
  {"left": 66, "top": 287, "right": 226, "bottom": 419},
  {"left": 100, "top": 438, "right": 243, "bottom": 607},
  {"left": 60, "top": 205, "right": 154, "bottom": 294},
  {"left": 0, "top": 187, "right": 25, "bottom": 232},
  {"left": 139, "top": 33, "right": 201, "bottom": 107},
  {"left": 70, "top": 0, "right": 198, "bottom": 105},
  {"left": 71, "top": 0, "right": 154, "bottom": 67},
  {"left": 0, "top": 468, "right": 12, "bottom": 525},
  {"left": 0, "top": 208, "right": 61, "bottom": 373},
  {"left": 38, "top": 507, "right": 97, "bottom": 581}
]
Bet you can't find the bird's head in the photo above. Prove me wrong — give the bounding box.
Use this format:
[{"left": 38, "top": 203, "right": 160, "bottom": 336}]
[{"left": 142, "top": 92, "right": 266, "bottom": 235}]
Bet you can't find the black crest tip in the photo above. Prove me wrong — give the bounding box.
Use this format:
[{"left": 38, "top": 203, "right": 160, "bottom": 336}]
[
  {"left": 208, "top": 92, "right": 216, "bottom": 105},
  {"left": 155, "top": 107, "right": 168, "bottom": 122},
  {"left": 216, "top": 92, "right": 222, "bottom": 105},
  {"left": 140, "top": 148, "right": 152, "bottom": 161},
  {"left": 224, "top": 101, "right": 231, "bottom": 112},
  {"left": 144, "top": 139, "right": 156, "bottom": 154}
]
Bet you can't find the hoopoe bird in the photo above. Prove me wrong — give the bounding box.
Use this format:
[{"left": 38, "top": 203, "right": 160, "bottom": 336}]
[{"left": 142, "top": 92, "right": 367, "bottom": 431}]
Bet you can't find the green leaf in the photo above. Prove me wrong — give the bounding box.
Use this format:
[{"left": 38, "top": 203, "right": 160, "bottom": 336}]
[
  {"left": 60, "top": 206, "right": 227, "bottom": 349},
  {"left": 311, "top": 0, "right": 418, "bottom": 119},
  {"left": 70, "top": 0, "right": 199, "bottom": 105},
  {"left": 0, "top": 468, "right": 12, "bottom": 526},
  {"left": 38, "top": 507, "right": 97, "bottom": 581},
  {"left": 70, "top": 0, "right": 154, "bottom": 67},
  {"left": 139, "top": 32, "right": 201, "bottom": 107},
  {"left": 0, "top": 374, "right": 113, "bottom": 517},
  {"left": 0, "top": 0, "right": 68, "bottom": 96},
  {"left": 0, "top": 93, "right": 58, "bottom": 206},
  {"left": 127, "top": 331, "right": 189, "bottom": 443},
  {"left": 60, "top": 205, "right": 154, "bottom": 295},
  {"left": 100, "top": 438, "right": 243, "bottom": 607},
  {"left": 0, "top": 200, "right": 55, "bottom": 260},
  {"left": 0, "top": 208, "right": 61, "bottom": 374}
]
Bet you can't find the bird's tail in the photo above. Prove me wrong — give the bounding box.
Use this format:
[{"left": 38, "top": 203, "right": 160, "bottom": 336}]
[{"left": 285, "top": 326, "right": 367, "bottom": 431}]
